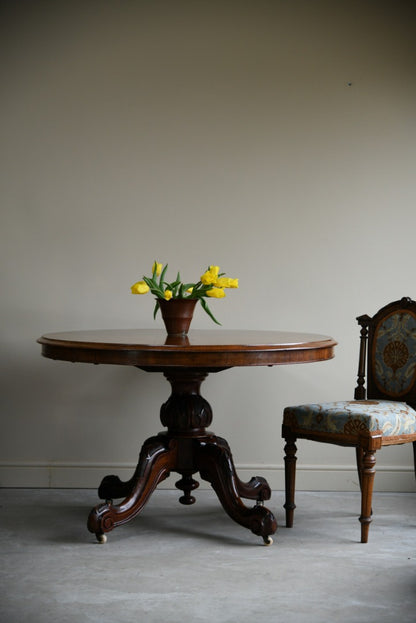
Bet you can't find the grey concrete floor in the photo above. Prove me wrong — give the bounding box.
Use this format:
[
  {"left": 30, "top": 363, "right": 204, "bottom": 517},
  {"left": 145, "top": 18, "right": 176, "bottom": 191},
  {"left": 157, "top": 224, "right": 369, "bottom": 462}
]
[{"left": 0, "top": 488, "right": 415, "bottom": 623}]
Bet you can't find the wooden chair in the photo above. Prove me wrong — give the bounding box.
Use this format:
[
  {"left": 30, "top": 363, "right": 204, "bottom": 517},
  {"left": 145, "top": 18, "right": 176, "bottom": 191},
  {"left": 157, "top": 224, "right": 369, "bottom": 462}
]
[{"left": 282, "top": 297, "right": 416, "bottom": 543}]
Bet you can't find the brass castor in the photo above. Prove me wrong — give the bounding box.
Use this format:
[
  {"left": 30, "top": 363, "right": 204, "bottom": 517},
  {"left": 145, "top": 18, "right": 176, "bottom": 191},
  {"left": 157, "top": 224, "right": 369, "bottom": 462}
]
[{"left": 96, "top": 533, "right": 107, "bottom": 544}]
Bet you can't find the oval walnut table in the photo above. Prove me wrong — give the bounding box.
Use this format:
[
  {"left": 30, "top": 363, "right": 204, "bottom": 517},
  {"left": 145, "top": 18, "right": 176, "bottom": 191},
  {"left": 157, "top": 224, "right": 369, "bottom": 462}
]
[{"left": 37, "top": 329, "right": 337, "bottom": 545}]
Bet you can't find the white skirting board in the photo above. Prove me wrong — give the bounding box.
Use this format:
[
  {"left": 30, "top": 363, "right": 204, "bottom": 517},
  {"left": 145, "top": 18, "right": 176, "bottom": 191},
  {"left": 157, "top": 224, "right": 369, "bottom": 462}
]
[{"left": 0, "top": 462, "right": 415, "bottom": 492}]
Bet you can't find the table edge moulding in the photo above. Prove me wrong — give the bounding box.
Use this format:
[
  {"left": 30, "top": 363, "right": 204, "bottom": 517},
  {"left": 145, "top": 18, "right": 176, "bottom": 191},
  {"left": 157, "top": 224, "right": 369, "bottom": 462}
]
[{"left": 38, "top": 329, "right": 337, "bottom": 368}]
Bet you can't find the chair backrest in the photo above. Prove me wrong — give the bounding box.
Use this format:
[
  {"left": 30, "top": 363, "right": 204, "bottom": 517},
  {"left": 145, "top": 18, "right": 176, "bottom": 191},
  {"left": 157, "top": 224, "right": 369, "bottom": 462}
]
[{"left": 354, "top": 297, "right": 416, "bottom": 409}]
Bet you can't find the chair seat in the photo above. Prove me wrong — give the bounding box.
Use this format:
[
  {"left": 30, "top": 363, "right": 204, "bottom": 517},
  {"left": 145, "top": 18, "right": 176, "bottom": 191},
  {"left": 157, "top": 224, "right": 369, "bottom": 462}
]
[{"left": 283, "top": 400, "right": 416, "bottom": 437}]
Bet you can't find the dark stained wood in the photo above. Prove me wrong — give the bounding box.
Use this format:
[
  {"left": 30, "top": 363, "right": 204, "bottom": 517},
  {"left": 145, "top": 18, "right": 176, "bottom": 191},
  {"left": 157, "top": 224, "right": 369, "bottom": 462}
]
[
  {"left": 38, "top": 329, "right": 337, "bottom": 368},
  {"left": 37, "top": 328, "right": 336, "bottom": 544}
]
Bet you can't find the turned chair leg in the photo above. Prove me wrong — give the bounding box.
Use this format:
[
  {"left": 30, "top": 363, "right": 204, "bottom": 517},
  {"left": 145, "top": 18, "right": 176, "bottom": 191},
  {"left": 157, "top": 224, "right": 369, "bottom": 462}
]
[
  {"left": 355, "top": 447, "right": 364, "bottom": 490},
  {"left": 283, "top": 437, "right": 297, "bottom": 528},
  {"left": 359, "top": 449, "right": 376, "bottom": 543},
  {"left": 356, "top": 445, "right": 373, "bottom": 518}
]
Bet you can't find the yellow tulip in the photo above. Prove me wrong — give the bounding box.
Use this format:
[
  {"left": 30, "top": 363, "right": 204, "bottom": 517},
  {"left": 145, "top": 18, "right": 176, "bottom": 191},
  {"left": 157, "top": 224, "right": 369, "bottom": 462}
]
[
  {"left": 215, "top": 277, "right": 239, "bottom": 289},
  {"left": 164, "top": 289, "right": 173, "bottom": 300},
  {"left": 152, "top": 261, "right": 163, "bottom": 276},
  {"left": 201, "top": 265, "right": 220, "bottom": 285},
  {"left": 206, "top": 287, "right": 226, "bottom": 298},
  {"left": 131, "top": 281, "right": 150, "bottom": 294}
]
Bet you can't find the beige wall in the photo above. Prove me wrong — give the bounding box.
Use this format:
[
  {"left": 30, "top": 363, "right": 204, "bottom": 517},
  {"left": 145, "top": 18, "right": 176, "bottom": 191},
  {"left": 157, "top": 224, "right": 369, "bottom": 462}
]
[{"left": 1, "top": 0, "right": 415, "bottom": 492}]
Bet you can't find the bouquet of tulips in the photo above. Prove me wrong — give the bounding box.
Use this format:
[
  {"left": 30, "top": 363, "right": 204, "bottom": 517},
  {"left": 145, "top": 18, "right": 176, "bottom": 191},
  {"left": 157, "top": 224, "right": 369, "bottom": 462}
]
[{"left": 131, "top": 262, "right": 238, "bottom": 325}]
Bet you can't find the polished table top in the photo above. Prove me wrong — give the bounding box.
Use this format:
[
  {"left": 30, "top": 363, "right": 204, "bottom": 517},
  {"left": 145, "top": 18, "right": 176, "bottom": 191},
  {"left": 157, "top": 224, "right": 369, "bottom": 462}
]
[{"left": 38, "top": 329, "right": 337, "bottom": 368}]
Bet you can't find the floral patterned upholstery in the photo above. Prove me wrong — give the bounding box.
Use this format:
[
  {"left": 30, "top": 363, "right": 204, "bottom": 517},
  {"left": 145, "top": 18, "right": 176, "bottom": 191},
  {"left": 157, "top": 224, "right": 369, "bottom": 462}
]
[
  {"left": 283, "top": 400, "right": 416, "bottom": 437},
  {"left": 373, "top": 310, "right": 416, "bottom": 397}
]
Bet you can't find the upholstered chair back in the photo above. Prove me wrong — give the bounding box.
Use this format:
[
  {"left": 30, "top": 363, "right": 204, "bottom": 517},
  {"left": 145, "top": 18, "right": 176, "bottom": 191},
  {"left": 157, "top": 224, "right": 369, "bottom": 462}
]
[{"left": 355, "top": 297, "right": 416, "bottom": 410}]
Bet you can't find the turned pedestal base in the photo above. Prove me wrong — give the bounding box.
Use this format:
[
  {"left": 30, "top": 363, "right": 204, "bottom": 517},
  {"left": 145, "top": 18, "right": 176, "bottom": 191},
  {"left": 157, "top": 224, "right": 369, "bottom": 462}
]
[{"left": 87, "top": 368, "right": 277, "bottom": 544}]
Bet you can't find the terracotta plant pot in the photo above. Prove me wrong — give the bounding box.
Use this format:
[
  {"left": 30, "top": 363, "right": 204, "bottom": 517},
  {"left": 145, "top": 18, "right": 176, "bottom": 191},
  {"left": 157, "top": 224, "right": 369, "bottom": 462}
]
[{"left": 157, "top": 298, "right": 198, "bottom": 336}]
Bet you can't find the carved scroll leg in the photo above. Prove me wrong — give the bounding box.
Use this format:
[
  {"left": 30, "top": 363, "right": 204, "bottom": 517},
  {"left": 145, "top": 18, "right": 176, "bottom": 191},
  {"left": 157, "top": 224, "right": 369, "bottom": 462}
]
[
  {"left": 98, "top": 474, "right": 135, "bottom": 502},
  {"left": 197, "top": 436, "right": 277, "bottom": 543},
  {"left": 358, "top": 449, "right": 376, "bottom": 544},
  {"left": 283, "top": 437, "right": 297, "bottom": 528},
  {"left": 88, "top": 434, "right": 177, "bottom": 542},
  {"left": 200, "top": 436, "right": 272, "bottom": 504},
  {"left": 234, "top": 475, "right": 272, "bottom": 503}
]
